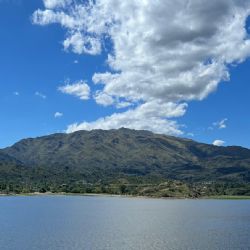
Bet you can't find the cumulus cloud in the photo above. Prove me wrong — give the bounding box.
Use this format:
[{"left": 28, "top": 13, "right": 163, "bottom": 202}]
[
  {"left": 35, "top": 91, "right": 46, "bottom": 99},
  {"left": 54, "top": 112, "right": 63, "bottom": 118},
  {"left": 93, "top": 91, "right": 133, "bottom": 108},
  {"left": 213, "top": 140, "right": 225, "bottom": 146},
  {"left": 63, "top": 32, "right": 101, "bottom": 55},
  {"left": 66, "top": 101, "right": 187, "bottom": 135},
  {"left": 33, "top": 0, "right": 250, "bottom": 135},
  {"left": 58, "top": 80, "right": 90, "bottom": 100},
  {"left": 43, "top": 0, "right": 72, "bottom": 9},
  {"left": 94, "top": 91, "right": 114, "bottom": 107}
]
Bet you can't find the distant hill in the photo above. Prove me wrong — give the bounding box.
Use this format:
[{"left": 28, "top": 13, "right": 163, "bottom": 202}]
[{"left": 0, "top": 128, "right": 250, "bottom": 197}]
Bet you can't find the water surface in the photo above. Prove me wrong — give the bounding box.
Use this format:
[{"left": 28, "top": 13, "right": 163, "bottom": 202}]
[{"left": 0, "top": 195, "right": 249, "bottom": 250}]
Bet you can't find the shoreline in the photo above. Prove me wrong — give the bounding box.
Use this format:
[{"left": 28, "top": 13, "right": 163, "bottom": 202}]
[{"left": 1, "top": 192, "right": 250, "bottom": 200}]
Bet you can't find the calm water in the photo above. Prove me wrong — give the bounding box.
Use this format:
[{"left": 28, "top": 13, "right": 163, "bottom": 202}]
[{"left": 0, "top": 196, "right": 250, "bottom": 250}]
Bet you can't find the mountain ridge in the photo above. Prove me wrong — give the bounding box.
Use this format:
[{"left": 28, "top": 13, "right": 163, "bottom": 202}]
[
  {"left": 0, "top": 128, "right": 250, "bottom": 197},
  {"left": 3, "top": 128, "right": 249, "bottom": 151}
]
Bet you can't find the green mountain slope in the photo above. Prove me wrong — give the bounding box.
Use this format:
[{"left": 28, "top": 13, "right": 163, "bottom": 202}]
[{"left": 1, "top": 128, "right": 250, "bottom": 196}]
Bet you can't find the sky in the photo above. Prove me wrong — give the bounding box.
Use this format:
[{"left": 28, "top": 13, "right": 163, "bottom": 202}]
[{"left": 0, "top": 0, "right": 250, "bottom": 149}]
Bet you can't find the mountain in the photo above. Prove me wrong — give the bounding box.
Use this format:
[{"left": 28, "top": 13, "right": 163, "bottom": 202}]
[{"left": 0, "top": 128, "right": 250, "bottom": 197}]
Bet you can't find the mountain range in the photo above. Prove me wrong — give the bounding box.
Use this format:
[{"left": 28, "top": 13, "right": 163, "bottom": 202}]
[{"left": 0, "top": 128, "right": 249, "bottom": 197}]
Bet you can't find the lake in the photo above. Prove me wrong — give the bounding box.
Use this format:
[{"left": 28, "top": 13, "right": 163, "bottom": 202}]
[{"left": 0, "top": 195, "right": 249, "bottom": 250}]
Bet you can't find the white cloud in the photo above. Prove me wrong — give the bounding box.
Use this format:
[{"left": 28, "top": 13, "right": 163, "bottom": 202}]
[
  {"left": 66, "top": 101, "right": 187, "bottom": 135},
  {"left": 73, "top": 60, "right": 78, "bottom": 64},
  {"left": 93, "top": 90, "right": 133, "bottom": 108},
  {"left": 213, "top": 139, "right": 225, "bottom": 146},
  {"left": 94, "top": 91, "right": 114, "bottom": 106},
  {"left": 116, "top": 101, "right": 132, "bottom": 109},
  {"left": 54, "top": 112, "right": 63, "bottom": 118},
  {"left": 33, "top": 1, "right": 250, "bottom": 134},
  {"left": 213, "top": 118, "right": 228, "bottom": 129},
  {"left": 13, "top": 91, "right": 19, "bottom": 96},
  {"left": 187, "top": 132, "right": 194, "bottom": 137},
  {"left": 35, "top": 91, "right": 46, "bottom": 99},
  {"left": 43, "top": 0, "right": 72, "bottom": 9},
  {"left": 63, "top": 32, "right": 101, "bottom": 55},
  {"left": 58, "top": 80, "right": 90, "bottom": 100}
]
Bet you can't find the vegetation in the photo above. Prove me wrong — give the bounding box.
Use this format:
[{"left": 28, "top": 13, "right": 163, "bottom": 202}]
[{"left": 0, "top": 128, "right": 250, "bottom": 197}]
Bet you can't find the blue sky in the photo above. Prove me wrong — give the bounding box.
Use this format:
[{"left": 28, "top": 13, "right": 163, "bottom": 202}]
[{"left": 0, "top": 0, "right": 250, "bottom": 149}]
